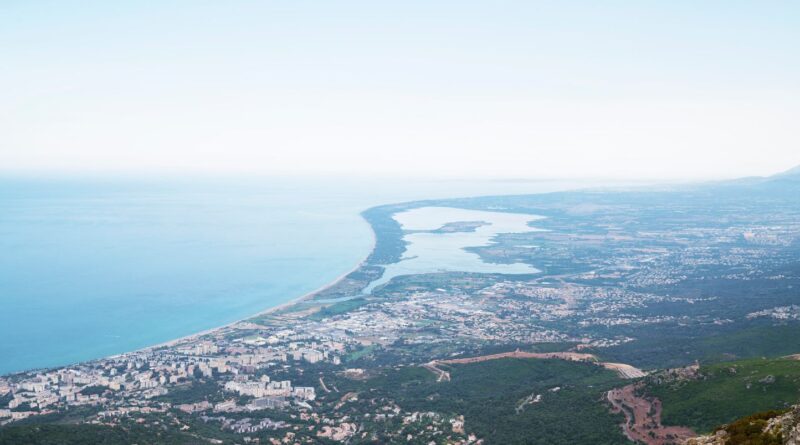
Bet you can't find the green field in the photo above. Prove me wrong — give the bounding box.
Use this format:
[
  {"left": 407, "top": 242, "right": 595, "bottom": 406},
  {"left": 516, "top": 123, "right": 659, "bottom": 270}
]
[{"left": 309, "top": 297, "right": 370, "bottom": 321}]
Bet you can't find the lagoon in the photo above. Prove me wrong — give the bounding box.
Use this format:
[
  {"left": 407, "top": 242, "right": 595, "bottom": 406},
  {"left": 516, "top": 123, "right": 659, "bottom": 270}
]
[{"left": 364, "top": 207, "right": 544, "bottom": 293}]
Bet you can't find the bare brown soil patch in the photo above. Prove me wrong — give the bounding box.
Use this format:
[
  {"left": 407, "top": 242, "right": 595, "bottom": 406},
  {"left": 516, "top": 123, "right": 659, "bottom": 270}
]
[
  {"left": 607, "top": 383, "right": 696, "bottom": 445},
  {"left": 437, "top": 350, "right": 597, "bottom": 365}
]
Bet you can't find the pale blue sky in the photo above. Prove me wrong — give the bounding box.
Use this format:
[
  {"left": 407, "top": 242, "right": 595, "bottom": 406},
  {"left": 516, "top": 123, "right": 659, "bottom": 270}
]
[{"left": 1, "top": 1, "right": 798, "bottom": 179}]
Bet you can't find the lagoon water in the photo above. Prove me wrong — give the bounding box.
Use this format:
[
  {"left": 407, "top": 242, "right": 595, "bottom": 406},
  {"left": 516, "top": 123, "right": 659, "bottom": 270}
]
[
  {"left": 364, "top": 207, "right": 544, "bottom": 293},
  {"left": 0, "top": 177, "right": 612, "bottom": 375}
]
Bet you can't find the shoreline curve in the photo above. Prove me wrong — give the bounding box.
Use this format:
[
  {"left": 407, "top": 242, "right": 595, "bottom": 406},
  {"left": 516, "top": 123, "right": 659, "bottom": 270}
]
[
  {"left": 135, "top": 213, "right": 378, "bottom": 353},
  {"left": 4, "top": 211, "right": 378, "bottom": 376}
]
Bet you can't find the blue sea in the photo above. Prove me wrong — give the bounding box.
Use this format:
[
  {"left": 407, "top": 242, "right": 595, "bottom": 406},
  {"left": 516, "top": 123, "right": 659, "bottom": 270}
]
[{"left": 0, "top": 176, "right": 598, "bottom": 375}]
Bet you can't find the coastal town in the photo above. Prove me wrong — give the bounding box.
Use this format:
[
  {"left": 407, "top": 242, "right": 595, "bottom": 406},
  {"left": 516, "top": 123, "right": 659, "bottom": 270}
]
[
  {"left": 3, "top": 182, "right": 800, "bottom": 444},
  {"left": 0, "top": 258, "right": 795, "bottom": 444},
  {"left": 4, "top": 0, "right": 800, "bottom": 442},
  {"left": 0, "top": 303, "right": 485, "bottom": 443}
]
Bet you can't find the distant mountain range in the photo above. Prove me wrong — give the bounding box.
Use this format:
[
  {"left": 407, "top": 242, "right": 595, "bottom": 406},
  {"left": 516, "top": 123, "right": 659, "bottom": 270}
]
[
  {"left": 701, "top": 164, "right": 800, "bottom": 198},
  {"left": 774, "top": 164, "right": 800, "bottom": 180}
]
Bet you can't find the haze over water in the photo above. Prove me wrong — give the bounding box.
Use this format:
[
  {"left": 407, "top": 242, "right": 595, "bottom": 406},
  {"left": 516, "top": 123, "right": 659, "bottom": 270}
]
[{"left": 0, "top": 177, "right": 612, "bottom": 375}]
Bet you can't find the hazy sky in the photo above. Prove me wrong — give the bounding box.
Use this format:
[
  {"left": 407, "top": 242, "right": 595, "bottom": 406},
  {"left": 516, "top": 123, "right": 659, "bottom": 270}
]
[{"left": 1, "top": 1, "right": 798, "bottom": 180}]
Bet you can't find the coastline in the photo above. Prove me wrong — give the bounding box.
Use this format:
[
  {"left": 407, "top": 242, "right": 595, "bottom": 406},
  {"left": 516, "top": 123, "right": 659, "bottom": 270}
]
[
  {"left": 134, "top": 214, "right": 378, "bottom": 353},
  {"left": 4, "top": 213, "right": 379, "bottom": 376},
  {"left": 1, "top": 200, "right": 551, "bottom": 376}
]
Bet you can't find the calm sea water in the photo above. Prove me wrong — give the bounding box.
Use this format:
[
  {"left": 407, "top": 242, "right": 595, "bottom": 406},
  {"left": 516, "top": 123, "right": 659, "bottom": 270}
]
[{"left": 0, "top": 176, "right": 605, "bottom": 375}]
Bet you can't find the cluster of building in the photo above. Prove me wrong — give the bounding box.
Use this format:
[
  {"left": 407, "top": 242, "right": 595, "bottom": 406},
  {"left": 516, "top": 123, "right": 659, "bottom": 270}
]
[
  {"left": 748, "top": 305, "right": 800, "bottom": 321},
  {"left": 286, "top": 279, "right": 705, "bottom": 352},
  {"left": 0, "top": 324, "right": 346, "bottom": 427},
  {"left": 200, "top": 415, "right": 288, "bottom": 434},
  {"left": 224, "top": 375, "right": 315, "bottom": 402}
]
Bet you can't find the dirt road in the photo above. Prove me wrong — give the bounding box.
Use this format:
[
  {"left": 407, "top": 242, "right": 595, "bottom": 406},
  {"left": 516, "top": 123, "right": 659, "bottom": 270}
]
[{"left": 427, "top": 349, "right": 646, "bottom": 379}]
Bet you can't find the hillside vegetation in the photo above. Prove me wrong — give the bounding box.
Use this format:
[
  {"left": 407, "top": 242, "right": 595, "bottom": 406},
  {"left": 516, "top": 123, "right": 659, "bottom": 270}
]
[
  {"left": 327, "top": 358, "right": 628, "bottom": 445},
  {"left": 645, "top": 358, "right": 800, "bottom": 433}
]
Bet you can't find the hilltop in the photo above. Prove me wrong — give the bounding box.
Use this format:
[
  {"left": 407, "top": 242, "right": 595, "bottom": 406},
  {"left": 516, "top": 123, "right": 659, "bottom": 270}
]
[
  {"left": 775, "top": 164, "right": 800, "bottom": 178},
  {"left": 687, "top": 405, "right": 800, "bottom": 445}
]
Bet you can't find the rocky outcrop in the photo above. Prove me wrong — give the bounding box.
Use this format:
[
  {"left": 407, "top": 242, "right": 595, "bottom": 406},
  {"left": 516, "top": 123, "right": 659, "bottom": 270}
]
[
  {"left": 685, "top": 405, "right": 800, "bottom": 445},
  {"left": 685, "top": 430, "right": 727, "bottom": 445},
  {"left": 770, "top": 405, "right": 800, "bottom": 444}
]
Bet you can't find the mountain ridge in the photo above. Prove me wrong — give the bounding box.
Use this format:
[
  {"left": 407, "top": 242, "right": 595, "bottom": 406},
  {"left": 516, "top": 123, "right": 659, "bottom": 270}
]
[{"left": 774, "top": 164, "right": 800, "bottom": 178}]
